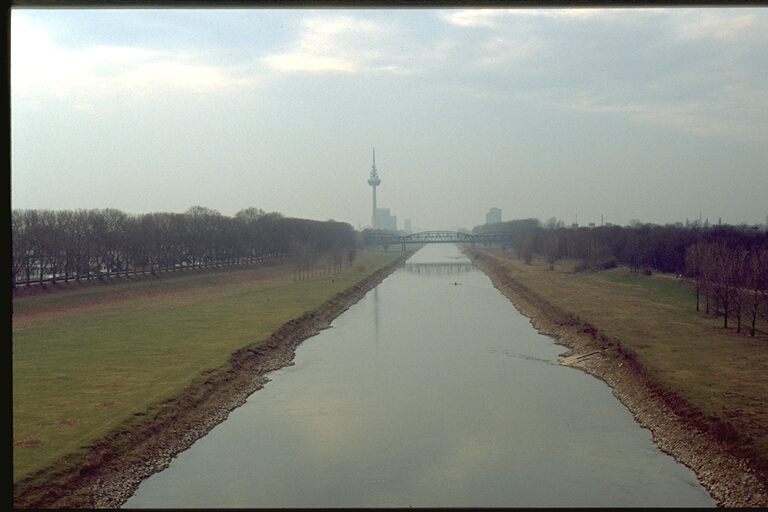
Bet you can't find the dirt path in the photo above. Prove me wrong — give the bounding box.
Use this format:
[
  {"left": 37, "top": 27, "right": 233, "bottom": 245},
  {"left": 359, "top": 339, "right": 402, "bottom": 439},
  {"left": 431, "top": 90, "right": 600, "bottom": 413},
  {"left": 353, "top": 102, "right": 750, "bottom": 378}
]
[
  {"left": 13, "top": 251, "right": 414, "bottom": 509},
  {"left": 13, "top": 264, "right": 291, "bottom": 329},
  {"left": 465, "top": 248, "right": 768, "bottom": 508}
]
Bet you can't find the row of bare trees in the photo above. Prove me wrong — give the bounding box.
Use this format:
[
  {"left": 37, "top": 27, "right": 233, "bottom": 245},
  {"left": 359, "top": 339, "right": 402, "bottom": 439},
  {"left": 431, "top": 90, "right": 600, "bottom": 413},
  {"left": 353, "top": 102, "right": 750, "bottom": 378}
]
[
  {"left": 474, "top": 220, "right": 767, "bottom": 274},
  {"left": 685, "top": 242, "right": 768, "bottom": 336},
  {"left": 12, "top": 207, "right": 358, "bottom": 287},
  {"left": 473, "top": 219, "right": 768, "bottom": 336}
]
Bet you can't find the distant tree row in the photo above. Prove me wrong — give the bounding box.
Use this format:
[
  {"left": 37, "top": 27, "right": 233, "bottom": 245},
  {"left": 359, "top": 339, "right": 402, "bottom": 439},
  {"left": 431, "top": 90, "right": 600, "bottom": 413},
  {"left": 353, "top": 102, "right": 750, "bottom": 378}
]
[
  {"left": 474, "top": 220, "right": 767, "bottom": 273},
  {"left": 685, "top": 242, "right": 768, "bottom": 336},
  {"left": 12, "top": 207, "right": 358, "bottom": 286},
  {"left": 473, "top": 219, "right": 768, "bottom": 335}
]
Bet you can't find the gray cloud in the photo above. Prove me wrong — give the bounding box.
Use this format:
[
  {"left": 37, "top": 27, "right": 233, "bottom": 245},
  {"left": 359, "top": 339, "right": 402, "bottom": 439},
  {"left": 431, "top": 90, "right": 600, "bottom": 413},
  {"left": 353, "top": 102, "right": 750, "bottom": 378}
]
[{"left": 11, "top": 8, "right": 768, "bottom": 228}]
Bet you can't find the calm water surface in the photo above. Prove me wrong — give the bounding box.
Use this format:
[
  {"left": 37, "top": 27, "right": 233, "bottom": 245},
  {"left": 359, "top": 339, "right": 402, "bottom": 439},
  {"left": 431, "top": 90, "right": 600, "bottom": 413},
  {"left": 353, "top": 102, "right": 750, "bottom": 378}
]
[{"left": 125, "top": 244, "right": 714, "bottom": 507}]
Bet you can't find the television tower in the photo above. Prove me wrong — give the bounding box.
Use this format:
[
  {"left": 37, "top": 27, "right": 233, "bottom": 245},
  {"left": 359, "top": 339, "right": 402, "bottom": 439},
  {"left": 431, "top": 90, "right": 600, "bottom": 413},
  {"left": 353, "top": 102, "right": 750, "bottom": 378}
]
[{"left": 367, "top": 148, "right": 381, "bottom": 229}]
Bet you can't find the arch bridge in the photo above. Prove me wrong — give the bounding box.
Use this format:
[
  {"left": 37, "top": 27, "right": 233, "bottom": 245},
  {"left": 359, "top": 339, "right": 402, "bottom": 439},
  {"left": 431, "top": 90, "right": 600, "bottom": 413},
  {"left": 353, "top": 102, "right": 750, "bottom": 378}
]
[{"left": 363, "top": 230, "right": 515, "bottom": 249}]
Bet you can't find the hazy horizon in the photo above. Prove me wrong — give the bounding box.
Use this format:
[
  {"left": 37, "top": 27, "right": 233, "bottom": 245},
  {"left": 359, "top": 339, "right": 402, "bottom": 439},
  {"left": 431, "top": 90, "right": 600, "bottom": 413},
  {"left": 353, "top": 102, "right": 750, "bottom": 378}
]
[{"left": 11, "top": 8, "right": 768, "bottom": 230}]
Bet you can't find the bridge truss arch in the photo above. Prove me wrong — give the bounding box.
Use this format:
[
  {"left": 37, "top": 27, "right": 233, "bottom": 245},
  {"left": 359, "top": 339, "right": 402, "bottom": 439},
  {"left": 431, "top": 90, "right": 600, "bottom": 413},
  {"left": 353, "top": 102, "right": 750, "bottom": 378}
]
[{"left": 362, "top": 230, "right": 516, "bottom": 249}]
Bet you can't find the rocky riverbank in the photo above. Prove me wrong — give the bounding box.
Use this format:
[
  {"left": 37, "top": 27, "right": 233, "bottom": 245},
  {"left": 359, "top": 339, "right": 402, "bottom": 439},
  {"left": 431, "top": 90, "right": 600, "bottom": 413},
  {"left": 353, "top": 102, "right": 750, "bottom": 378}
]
[
  {"left": 466, "top": 248, "right": 768, "bottom": 508},
  {"left": 13, "top": 250, "right": 415, "bottom": 509}
]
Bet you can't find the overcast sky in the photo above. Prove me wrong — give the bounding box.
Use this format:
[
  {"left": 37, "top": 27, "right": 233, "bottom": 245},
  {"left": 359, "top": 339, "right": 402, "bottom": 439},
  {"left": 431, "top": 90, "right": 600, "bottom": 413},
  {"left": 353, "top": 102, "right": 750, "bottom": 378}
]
[{"left": 11, "top": 8, "right": 768, "bottom": 230}]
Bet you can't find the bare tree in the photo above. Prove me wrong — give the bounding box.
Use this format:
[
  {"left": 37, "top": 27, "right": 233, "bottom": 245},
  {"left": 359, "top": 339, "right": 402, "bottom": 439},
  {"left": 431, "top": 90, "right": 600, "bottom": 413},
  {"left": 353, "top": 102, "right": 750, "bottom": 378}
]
[
  {"left": 685, "top": 242, "right": 706, "bottom": 312},
  {"left": 731, "top": 247, "right": 748, "bottom": 333},
  {"left": 519, "top": 236, "right": 534, "bottom": 264},
  {"left": 544, "top": 232, "right": 559, "bottom": 270},
  {"left": 11, "top": 210, "right": 32, "bottom": 286},
  {"left": 744, "top": 247, "right": 768, "bottom": 337}
]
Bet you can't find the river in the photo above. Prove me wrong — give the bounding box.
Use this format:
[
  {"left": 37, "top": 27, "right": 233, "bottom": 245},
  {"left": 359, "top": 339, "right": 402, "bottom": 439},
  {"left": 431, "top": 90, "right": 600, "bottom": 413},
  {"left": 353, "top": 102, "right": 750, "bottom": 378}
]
[{"left": 125, "top": 244, "right": 714, "bottom": 507}]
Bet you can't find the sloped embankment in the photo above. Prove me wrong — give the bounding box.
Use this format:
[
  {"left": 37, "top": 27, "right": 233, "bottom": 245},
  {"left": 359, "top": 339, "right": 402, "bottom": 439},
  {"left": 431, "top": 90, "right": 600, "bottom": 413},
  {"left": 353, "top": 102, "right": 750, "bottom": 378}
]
[
  {"left": 466, "top": 248, "right": 767, "bottom": 508},
  {"left": 14, "top": 250, "right": 414, "bottom": 509}
]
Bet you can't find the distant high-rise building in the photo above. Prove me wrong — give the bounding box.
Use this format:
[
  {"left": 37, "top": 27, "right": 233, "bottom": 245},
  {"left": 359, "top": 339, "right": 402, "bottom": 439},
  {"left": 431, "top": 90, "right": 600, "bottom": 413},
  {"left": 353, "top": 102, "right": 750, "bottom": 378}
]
[
  {"left": 486, "top": 207, "right": 502, "bottom": 225},
  {"left": 404, "top": 219, "right": 412, "bottom": 234},
  {"left": 376, "top": 208, "right": 397, "bottom": 232}
]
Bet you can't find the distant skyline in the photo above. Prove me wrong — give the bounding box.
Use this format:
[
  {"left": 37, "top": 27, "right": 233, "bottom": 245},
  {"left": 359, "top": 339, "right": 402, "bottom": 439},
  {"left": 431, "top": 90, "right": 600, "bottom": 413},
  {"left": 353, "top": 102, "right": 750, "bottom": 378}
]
[{"left": 11, "top": 8, "right": 768, "bottom": 230}]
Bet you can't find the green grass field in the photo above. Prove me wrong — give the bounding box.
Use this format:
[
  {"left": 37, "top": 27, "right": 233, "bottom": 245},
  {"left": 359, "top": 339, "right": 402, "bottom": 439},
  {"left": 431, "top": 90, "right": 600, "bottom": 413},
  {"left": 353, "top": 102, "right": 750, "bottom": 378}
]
[
  {"left": 478, "top": 249, "right": 768, "bottom": 471},
  {"left": 12, "top": 250, "right": 405, "bottom": 482}
]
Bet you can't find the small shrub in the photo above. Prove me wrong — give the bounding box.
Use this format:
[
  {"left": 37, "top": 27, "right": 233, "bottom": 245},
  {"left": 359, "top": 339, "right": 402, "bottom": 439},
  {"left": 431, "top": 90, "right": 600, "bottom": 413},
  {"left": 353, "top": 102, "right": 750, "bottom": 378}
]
[{"left": 710, "top": 419, "right": 739, "bottom": 444}]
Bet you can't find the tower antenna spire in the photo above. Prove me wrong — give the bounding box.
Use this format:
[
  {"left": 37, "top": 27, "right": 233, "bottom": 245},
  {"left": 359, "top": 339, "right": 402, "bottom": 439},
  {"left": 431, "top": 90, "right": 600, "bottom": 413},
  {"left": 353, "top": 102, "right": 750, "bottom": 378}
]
[
  {"left": 367, "top": 147, "right": 381, "bottom": 229},
  {"left": 371, "top": 147, "right": 378, "bottom": 177}
]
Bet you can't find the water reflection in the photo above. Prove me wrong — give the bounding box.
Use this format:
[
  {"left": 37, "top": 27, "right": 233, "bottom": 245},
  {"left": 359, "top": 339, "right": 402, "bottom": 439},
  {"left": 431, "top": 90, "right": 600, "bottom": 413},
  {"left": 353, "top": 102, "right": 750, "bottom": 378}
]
[
  {"left": 372, "top": 286, "right": 380, "bottom": 345},
  {"left": 125, "top": 244, "right": 714, "bottom": 508},
  {"left": 402, "top": 262, "right": 474, "bottom": 275}
]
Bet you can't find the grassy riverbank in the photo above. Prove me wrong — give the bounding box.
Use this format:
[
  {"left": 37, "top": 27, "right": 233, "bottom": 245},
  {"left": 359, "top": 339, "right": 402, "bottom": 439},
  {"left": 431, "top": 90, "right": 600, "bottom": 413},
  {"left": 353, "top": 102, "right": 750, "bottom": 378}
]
[
  {"left": 468, "top": 248, "right": 768, "bottom": 484},
  {"left": 12, "top": 249, "right": 406, "bottom": 483}
]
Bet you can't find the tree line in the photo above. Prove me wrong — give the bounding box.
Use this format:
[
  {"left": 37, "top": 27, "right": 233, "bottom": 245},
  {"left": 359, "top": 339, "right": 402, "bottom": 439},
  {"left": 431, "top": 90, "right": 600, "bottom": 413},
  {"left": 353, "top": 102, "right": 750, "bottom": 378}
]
[
  {"left": 473, "top": 219, "right": 768, "bottom": 336},
  {"left": 685, "top": 241, "right": 768, "bottom": 336},
  {"left": 12, "top": 206, "right": 358, "bottom": 287}
]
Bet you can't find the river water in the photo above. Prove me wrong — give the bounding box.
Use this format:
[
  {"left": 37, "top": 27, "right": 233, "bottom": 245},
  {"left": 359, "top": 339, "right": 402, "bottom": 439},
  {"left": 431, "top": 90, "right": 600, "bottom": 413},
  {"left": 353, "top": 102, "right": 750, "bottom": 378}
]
[{"left": 125, "top": 244, "right": 714, "bottom": 507}]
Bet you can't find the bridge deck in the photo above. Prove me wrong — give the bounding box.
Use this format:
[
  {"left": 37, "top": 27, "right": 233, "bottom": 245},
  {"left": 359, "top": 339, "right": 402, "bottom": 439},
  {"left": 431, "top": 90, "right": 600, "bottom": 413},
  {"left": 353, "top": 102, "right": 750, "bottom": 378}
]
[{"left": 363, "top": 230, "right": 513, "bottom": 245}]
